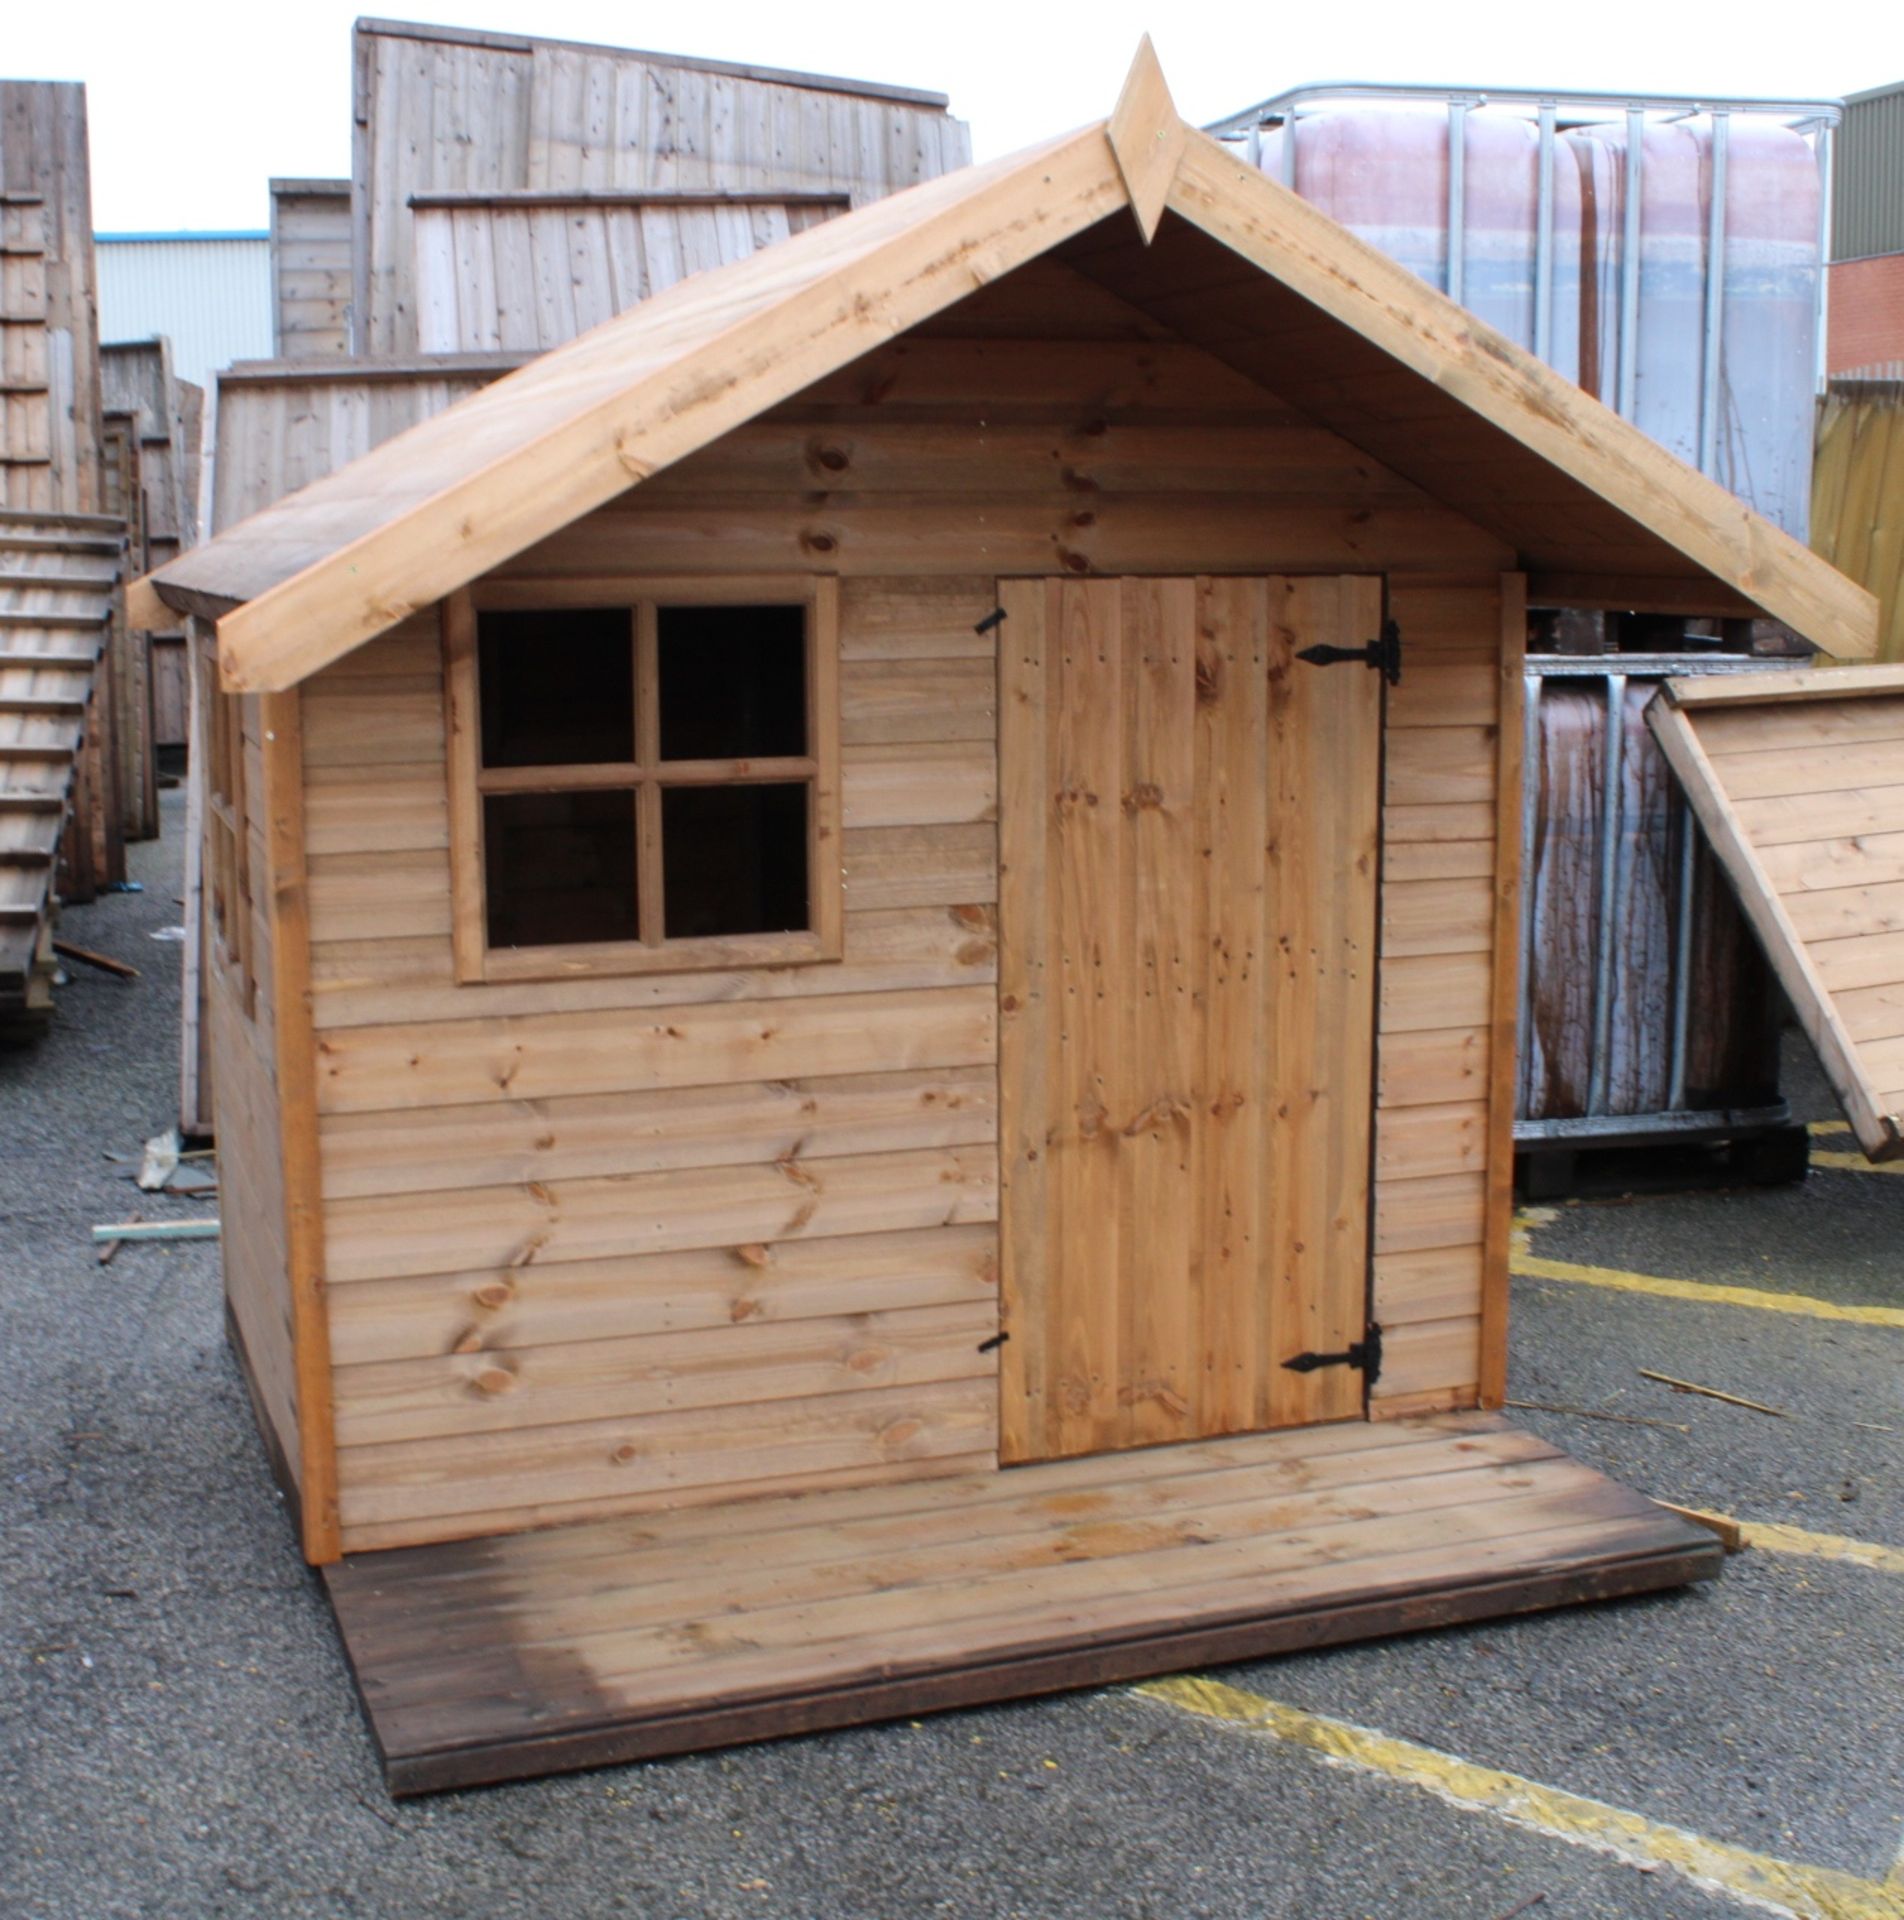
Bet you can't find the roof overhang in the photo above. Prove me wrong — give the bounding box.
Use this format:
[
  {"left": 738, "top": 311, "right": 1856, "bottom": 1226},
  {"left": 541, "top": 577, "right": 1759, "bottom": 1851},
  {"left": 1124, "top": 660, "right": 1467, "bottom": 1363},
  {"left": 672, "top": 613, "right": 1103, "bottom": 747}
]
[{"left": 139, "top": 40, "right": 1877, "bottom": 690}]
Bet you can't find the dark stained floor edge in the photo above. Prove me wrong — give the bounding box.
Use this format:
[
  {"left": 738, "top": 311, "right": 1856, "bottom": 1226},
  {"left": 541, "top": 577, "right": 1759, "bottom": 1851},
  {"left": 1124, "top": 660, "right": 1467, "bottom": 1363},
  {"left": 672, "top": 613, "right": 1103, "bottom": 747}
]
[{"left": 333, "top": 1537, "right": 1722, "bottom": 1797}]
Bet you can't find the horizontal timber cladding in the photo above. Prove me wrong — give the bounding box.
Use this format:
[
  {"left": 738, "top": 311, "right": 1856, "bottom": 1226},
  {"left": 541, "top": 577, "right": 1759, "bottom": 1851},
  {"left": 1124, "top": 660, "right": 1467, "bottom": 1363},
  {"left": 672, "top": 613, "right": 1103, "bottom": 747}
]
[
  {"left": 298, "top": 333, "right": 1514, "bottom": 1543},
  {"left": 310, "top": 578, "right": 1008, "bottom": 1549},
  {"left": 1368, "top": 575, "right": 1517, "bottom": 1412},
  {"left": 327, "top": 1225, "right": 1000, "bottom": 1367},
  {"left": 489, "top": 302, "right": 1514, "bottom": 585}
]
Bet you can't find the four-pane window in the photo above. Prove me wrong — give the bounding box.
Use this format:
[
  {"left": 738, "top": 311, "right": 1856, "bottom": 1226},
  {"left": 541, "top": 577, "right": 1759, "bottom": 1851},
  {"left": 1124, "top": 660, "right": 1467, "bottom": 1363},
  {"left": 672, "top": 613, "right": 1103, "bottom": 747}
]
[{"left": 445, "top": 581, "right": 840, "bottom": 981}]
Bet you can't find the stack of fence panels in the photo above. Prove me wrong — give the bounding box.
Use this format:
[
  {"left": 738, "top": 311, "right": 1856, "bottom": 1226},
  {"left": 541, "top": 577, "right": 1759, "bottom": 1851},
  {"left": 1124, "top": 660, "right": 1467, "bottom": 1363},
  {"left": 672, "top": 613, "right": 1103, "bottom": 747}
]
[
  {"left": 2, "top": 79, "right": 128, "bottom": 910},
  {"left": 410, "top": 190, "right": 851, "bottom": 353},
  {"left": 94, "top": 400, "right": 154, "bottom": 838},
  {"left": 269, "top": 178, "right": 353, "bottom": 359},
  {"left": 103, "top": 336, "right": 202, "bottom": 793},
  {"left": 0, "top": 509, "right": 124, "bottom": 1035},
  {"left": 349, "top": 19, "right": 970, "bottom": 355}
]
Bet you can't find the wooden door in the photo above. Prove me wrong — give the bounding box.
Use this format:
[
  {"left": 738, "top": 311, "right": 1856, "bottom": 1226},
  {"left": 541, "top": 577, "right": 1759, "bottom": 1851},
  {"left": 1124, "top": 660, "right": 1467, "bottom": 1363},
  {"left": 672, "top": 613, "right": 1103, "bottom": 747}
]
[{"left": 998, "top": 575, "right": 1383, "bottom": 1463}]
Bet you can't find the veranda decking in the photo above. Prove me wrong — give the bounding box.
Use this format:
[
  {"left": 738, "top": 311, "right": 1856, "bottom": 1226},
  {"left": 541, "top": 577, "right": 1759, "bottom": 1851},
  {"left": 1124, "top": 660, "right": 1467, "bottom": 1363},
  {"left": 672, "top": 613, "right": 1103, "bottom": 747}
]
[{"left": 324, "top": 1411, "right": 1722, "bottom": 1793}]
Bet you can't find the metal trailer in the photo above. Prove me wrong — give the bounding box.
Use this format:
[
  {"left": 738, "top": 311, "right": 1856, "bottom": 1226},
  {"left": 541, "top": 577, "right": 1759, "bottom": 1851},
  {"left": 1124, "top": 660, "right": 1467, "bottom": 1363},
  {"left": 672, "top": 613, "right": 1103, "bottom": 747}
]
[
  {"left": 1207, "top": 84, "right": 1841, "bottom": 482},
  {"left": 1514, "top": 653, "right": 1805, "bottom": 1191}
]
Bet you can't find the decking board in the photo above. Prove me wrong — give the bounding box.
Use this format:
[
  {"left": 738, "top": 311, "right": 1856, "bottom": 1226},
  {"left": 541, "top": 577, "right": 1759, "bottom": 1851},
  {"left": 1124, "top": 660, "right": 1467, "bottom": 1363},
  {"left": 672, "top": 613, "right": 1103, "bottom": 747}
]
[{"left": 324, "top": 1412, "right": 1721, "bottom": 1794}]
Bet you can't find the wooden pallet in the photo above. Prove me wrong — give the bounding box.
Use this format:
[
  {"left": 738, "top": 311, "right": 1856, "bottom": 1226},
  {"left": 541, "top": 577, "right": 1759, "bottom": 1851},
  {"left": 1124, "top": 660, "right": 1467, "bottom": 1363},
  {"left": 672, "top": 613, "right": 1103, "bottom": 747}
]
[{"left": 324, "top": 1411, "right": 1722, "bottom": 1794}]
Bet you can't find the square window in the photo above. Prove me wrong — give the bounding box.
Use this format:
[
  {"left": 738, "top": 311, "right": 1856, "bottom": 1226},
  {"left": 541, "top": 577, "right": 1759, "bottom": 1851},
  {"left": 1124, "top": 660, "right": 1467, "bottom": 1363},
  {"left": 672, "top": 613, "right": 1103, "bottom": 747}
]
[
  {"left": 662, "top": 783, "right": 809, "bottom": 939},
  {"left": 658, "top": 604, "right": 806, "bottom": 761},
  {"left": 449, "top": 583, "right": 839, "bottom": 982},
  {"left": 479, "top": 608, "right": 634, "bottom": 767},
  {"left": 482, "top": 790, "right": 639, "bottom": 948}
]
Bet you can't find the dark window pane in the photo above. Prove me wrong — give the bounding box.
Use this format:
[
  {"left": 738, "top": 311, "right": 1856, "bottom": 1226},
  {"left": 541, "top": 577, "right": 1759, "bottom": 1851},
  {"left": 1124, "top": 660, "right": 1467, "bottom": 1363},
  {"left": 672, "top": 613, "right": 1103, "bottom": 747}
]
[
  {"left": 483, "top": 791, "right": 638, "bottom": 948},
  {"left": 662, "top": 784, "right": 809, "bottom": 939},
  {"left": 657, "top": 604, "right": 806, "bottom": 761},
  {"left": 479, "top": 608, "right": 634, "bottom": 767}
]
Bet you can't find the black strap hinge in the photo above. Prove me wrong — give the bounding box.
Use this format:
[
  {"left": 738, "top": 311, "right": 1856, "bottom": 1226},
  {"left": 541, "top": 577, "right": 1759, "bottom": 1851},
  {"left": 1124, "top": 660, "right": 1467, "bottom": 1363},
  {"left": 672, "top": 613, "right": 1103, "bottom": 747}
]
[
  {"left": 1282, "top": 1323, "right": 1383, "bottom": 1384},
  {"left": 1297, "top": 618, "right": 1401, "bottom": 686}
]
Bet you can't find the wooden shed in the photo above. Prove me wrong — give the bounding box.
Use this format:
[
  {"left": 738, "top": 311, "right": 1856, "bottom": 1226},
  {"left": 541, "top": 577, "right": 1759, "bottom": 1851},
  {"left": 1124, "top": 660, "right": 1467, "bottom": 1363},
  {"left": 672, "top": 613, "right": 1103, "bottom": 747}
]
[{"left": 132, "top": 50, "right": 1880, "bottom": 1793}]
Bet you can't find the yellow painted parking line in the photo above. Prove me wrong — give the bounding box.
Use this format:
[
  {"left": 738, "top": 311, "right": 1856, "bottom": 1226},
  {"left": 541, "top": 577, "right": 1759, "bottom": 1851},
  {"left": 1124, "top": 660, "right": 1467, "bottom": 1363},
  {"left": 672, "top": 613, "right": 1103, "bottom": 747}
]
[
  {"left": 1138, "top": 1675, "right": 1904, "bottom": 1920},
  {"left": 1804, "top": 1121, "right": 1904, "bottom": 1174},
  {"left": 1510, "top": 1249, "right": 1904, "bottom": 1331},
  {"left": 1733, "top": 1519, "right": 1904, "bottom": 1577},
  {"left": 1813, "top": 1151, "right": 1904, "bottom": 1177}
]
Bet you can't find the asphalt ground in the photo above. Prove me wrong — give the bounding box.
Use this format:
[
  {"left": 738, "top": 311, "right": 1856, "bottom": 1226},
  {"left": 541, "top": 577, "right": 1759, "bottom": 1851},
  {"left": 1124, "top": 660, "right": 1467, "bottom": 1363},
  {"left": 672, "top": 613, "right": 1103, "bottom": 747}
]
[{"left": 3, "top": 791, "right": 1900, "bottom": 1920}]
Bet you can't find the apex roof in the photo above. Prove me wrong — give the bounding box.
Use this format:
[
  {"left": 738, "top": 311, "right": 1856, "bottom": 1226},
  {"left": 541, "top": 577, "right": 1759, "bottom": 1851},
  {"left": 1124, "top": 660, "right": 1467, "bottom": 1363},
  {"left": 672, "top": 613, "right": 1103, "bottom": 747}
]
[{"left": 135, "top": 41, "right": 1876, "bottom": 689}]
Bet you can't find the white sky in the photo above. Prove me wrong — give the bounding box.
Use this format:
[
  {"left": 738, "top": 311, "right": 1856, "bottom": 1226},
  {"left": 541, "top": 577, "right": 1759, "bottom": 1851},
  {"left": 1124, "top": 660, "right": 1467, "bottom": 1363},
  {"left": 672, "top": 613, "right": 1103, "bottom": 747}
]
[{"left": 11, "top": 0, "right": 1899, "bottom": 232}]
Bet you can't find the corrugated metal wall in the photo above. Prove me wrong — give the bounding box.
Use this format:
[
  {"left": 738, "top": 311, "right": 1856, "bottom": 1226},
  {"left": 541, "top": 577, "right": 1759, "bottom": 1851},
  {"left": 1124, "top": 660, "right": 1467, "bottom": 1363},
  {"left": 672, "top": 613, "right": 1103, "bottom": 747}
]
[
  {"left": 94, "top": 236, "right": 272, "bottom": 391},
  {"left": 1834, "top": 81, "right": 1904, "bottom": 261}
]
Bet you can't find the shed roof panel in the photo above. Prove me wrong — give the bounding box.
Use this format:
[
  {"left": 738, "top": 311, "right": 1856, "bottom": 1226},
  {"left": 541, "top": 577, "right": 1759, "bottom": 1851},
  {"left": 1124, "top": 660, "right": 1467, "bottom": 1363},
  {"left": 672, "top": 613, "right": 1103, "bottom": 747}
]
[{"left": 139, "top": 52, "right": 1877, "bottom": 689}]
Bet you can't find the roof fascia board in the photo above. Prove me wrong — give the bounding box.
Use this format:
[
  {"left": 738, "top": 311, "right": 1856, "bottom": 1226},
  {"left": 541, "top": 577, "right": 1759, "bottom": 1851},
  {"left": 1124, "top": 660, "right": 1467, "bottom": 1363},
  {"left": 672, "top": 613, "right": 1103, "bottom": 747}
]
[
  {"left": 211, "top": 125, "right": 1130, "bottom": 693},
  {"left": 1163, "top": 128, "right": 1879, "bottom": 660}
]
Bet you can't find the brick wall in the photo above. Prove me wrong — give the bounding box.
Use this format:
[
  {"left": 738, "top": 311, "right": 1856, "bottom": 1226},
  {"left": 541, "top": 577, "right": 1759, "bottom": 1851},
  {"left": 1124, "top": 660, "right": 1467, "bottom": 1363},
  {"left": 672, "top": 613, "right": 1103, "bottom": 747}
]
[{"left": 1828, "top": 254, "right": 1904, "bottom": 378}]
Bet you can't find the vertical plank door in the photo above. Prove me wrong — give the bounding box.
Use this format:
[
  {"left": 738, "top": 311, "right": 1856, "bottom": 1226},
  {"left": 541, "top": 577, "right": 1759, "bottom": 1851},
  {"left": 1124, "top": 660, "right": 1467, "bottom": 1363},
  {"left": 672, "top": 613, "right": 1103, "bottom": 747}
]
[{"left": 999, "top": 575, "right": 1383, "bottom": 1464}]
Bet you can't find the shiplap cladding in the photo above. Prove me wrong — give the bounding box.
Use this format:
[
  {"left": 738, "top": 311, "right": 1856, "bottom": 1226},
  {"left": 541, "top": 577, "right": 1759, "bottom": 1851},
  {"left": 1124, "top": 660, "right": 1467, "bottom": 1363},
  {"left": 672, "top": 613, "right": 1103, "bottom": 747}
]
[
  {"left": 300, "top": 267, "right": 1513, "bottom": 1551},
  {"left": 351, "top": 18, "right": 971, "bottom": 354},
  {"left": 308, "top": 591, "right": 1004, "bottom": 1551},
  {"left": 270, "top": 179, "right": 352, "bottom": 360},
  {"left": 411, "top": 192, "right": 848, "bottom": 353},
  {"left": 1373, "top": 575, "right": 1514, "bottom": 1411}
]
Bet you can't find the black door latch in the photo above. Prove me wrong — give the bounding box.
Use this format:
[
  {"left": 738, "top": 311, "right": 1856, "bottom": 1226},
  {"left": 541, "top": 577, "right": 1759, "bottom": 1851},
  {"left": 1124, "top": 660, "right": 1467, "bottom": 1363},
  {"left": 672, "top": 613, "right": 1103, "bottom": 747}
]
[
  {"left": 1282, "top": 1324, "right": 1383, "bottom": 1384},
  {"left": 1297, "top": 619, "right": 1401, "bottom": 686}
]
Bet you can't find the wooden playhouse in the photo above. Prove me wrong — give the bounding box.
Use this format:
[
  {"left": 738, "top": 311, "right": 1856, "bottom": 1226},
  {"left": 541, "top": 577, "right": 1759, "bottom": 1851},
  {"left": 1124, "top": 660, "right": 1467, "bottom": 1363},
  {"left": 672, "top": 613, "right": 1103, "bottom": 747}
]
[{"left": 131, "top": 48, "right": 1888, "bottom": 1793}]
